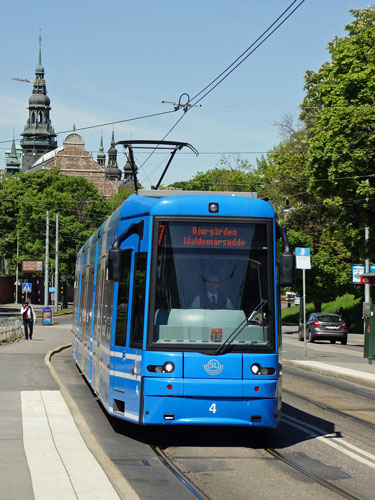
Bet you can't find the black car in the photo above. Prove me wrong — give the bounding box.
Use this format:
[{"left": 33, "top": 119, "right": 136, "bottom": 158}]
[{"left": 298, "top": 312, "right": 348, "bottom": 345}]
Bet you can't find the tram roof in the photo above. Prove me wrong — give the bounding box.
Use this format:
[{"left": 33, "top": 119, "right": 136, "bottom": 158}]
[{"left": 138, "top": 190, "right": 258, "bottom": 198}]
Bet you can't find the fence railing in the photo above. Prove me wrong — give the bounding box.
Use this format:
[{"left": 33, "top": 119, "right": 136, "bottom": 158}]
[{"left": 0, "top": 317, "right": 23, "bottom": 345}]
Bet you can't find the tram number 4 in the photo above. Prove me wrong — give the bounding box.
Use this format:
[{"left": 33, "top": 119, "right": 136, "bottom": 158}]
[{"left": 209, "top": 403, "right": 217, "bottom": 414}]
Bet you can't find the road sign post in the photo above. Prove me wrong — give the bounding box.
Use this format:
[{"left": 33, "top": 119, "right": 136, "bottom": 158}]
[
  {"left": 21, "top": 282, "right": 32, "bottom": 303},
  {"left": 295, "top": 248, "right": 311, "bottom": 358}
]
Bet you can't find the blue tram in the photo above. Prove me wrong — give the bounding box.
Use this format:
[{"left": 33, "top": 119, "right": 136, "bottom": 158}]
[{"left": 72, "top": 184, "right": 294, "bottom": 427}]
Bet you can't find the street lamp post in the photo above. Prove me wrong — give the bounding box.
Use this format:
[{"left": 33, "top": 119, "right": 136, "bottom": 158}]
[
  {"left": 15, "top": 230, "right": 19, "bottom": 304},
  {"left": 44, "top": 211, "right": 49, "bottom": 306}
]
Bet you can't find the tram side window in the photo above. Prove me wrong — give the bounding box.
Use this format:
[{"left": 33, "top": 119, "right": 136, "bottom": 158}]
[
  {"left": 130, "top": 253, "right": 147, "bottom": 349},
  {"left": 92, "top": 262, "right": 102, "bottom": 343},
  {"left": 97, "top": 262, "right": 107, "bottom": 340},
  {"left": 102, "top": 279, "right": 114, "bottom": 341},
  {"left": 115, "top": 251, "right": 132, "bottom": 347},
  {"left": 79, "top": 269, "right": 87, "bottom": 341}
]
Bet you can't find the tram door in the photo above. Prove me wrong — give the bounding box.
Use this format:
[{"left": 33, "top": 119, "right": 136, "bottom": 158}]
[
  {"left": 121, "top": 253, "right": 146, "bottom": 422},
  {"left": 113, "top": 251, "right": 132, "bottom": 406},
  {"left": 93, "top": 257, "right": 106, "bottom": 394}
]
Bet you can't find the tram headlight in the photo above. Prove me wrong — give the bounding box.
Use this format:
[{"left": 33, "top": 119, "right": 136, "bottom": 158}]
[
  {"left": 163, "top": 361, "right": 175, "bottom": 373},
  {"left": 208, "top": 202, "right": 219, "bottom": 213},
  {"left": 250, "top": 363, "right": 276, "bottom": 375},
  {"left": 251, "top": 363, "right": 261, "bottom": 375},
  {"left": 147, "top": 361, "right": 175, "bottom": 374}
]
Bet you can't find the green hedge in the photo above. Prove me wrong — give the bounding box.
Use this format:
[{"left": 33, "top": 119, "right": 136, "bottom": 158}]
[{"left": 281, "top": 294, "right": 363, "bottom": 333}]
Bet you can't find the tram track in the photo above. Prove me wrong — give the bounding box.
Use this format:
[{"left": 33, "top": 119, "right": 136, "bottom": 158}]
[
  {"left": 265, "top": 448, "right": 363, "bottom": 500},
  {"left": 153, "top": 440, "right": 368, "bottom": 500},
  {"left": 283, "top": 388, "right": 375, "bottom": 429},
  {"left": 151, "top": 445, "right": 213, "bottom": 500}
]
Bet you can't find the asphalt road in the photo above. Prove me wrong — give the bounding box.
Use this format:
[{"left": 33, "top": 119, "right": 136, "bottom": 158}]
[{"left": 49, "top": 318, "right": 375, "bottom": 500}]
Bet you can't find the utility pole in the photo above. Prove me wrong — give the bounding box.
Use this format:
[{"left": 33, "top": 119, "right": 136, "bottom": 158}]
[
  {"left": 365, "top": 224, "right": 370, "bottom": 302},
  {"left": 44, "top": 211, "right": 49, "bottom": 306},
  {"left": 365, "top": 178, "right": 370, "bottom": 302},
  {"left": 364, "top": 178, "right": 370, "bottom": 335},
  {"left": 15, "top": 230, "right": 19, "bottom": 304},
  {"left": 55, "top": 213, "right": 59, "bottom": 313}
]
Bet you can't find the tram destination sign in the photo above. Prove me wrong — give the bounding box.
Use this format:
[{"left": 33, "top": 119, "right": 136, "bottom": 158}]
[
  {"left": 160, "top": 222, "right": 255, "bottom": 249},
  {"left": 21, "top": 259, "right": 44, "bottom": 273}
]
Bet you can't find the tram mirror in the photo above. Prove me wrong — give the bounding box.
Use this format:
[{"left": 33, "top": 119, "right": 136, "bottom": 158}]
[
  {"left": 108, "top": 248, "right": 125, "bottom": 281},
  {"left": 280, "top": 253, "right": 295, "bottom": 286}
]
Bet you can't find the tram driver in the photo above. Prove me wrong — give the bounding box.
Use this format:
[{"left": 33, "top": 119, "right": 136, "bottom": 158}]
[{"left": 191, "top": 275, "right": 233, "bottom": 310}]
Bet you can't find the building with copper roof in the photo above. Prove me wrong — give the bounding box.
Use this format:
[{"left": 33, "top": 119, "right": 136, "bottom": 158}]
[{"left": 12, "top": 37, "right": 136, "bottom": 196}]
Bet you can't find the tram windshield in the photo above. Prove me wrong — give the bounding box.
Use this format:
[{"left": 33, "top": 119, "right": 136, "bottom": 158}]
[{"left": 150, "top": 219, "right": 274, "bottom": 351}]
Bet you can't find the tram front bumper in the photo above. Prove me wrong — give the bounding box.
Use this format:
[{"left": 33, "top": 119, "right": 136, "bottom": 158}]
[{"left": 142, "top": 378, "right": 280, "bottom": 427}]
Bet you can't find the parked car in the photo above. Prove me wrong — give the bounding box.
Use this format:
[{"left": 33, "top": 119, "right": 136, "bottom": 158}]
[
  {"left": 298, "top": 312, "right": 348, "bottom": 345},
  {"left": 285, "top": 291, "right": 296, "bottom": 303},
  {"left": 294, "top": 294, "right": 301, "bottom": 305}
]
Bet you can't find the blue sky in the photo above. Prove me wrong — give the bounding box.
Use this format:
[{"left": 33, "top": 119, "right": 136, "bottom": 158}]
[{"left": 0, "top": 1, "right": 373, "bottom": 188}]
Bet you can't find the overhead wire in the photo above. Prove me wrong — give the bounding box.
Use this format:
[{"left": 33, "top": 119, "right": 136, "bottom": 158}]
[
  {"left": 139, "top": 0, "right": 307, "bottom": 182},
  {"left": 0, "top": 108, "right": 178, "bottom": 145},
  {"left": 189, "top": 0, "right": 304, "bottom": 104}
]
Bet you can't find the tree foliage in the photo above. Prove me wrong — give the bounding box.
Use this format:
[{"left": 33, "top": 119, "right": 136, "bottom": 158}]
[
  {"left": 262, "top": 7, "right": 375, "bottom": 307},
  {"left": 0, "top": 169, "right": 116, "bottom": 280},
  {"left": 169, "top": 157, "right": 262, "bottom": 192}
]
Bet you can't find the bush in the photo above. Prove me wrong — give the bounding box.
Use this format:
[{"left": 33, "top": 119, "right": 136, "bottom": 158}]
[{"left": 281, "top": 294, "right": 363, "bottom": 333}]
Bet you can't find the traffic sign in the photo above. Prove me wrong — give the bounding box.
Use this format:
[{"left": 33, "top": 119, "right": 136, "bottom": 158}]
[
  {"left": 360, "top": 276, "right": 372, "bottom": 285},
  {"left": 21, "top": 260, "right": 44, "bottom": 273},
  {"left": 295, "top": 247, "right": 311, "bottom": 270},
  {"left": 352, "top": 264, "right": 365, "bottom": 283},
  {"left": 22, "top": 283, "right": 32, "bottom": 293},
  {"left": 351, "top": 265, "right": 375, "bottom": 283}
]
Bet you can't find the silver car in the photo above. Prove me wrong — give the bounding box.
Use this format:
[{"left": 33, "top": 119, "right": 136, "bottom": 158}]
[{"left": 298, "top": 313, "right": 348, "bottom": 345}]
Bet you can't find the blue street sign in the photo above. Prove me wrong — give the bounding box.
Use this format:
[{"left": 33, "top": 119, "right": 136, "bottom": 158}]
[
  {"left": 295, "top": 247, "right": 311, "bottom": 270},
  {"left": 352, "top": 264, "right": 365, "bottom": 284},
  {"left": 22, "top": 283, "right": 32, "bottom": 293},
  {"left": 352, "top": 264, "right": 375, "bottom": 283}
]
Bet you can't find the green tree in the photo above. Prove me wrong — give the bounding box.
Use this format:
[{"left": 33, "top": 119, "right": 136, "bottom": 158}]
[
  {"left": 169, "top": 157, "right": 262, "bottom": 192},
  {"left": 257, "top": 8, "right": 375, "bottom": 309},
  {"left": 0, "top": 169, "right": 115, "bottom": 280},
  {"left": 300, "top": 6, "right": 375, "bottom": 266}
]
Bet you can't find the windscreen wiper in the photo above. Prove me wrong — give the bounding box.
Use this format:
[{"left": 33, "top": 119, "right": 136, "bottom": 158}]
[{"left": 214, "top": 299, "right": 268, "bottom": 356}]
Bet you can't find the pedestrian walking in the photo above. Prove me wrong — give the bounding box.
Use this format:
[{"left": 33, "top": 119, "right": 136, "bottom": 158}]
[{"left": 20, "top": 300, "right": 36, "bottom": 340}]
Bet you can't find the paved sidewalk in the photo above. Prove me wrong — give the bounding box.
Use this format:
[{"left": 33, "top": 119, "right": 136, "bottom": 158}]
[{"left": 0, "top": 316, "right": 139, "bottom": 500}]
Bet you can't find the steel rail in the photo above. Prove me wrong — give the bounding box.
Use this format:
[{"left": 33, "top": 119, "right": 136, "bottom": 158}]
[
  {"left": 283, "top": 388, "right": 375, "bottom": 430},
  {"left": 266, "top": 448, "right": 363, "bottom": 500},
  {"left": 151, "top": 445, "right": 212, "bottom": 500}
]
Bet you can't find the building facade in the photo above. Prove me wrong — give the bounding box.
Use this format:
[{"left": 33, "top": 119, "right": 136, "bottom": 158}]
[
  {"left": 3, "top": 38, "right": 136, "bottom": 195},
  {"left": 28, "top": 133, "right": 123, "bottom": 196}
]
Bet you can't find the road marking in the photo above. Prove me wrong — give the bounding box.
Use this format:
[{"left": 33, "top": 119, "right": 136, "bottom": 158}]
[
  {"left": 21, "top": 390, "right": 120, "bottom": 500},
  {"left": 282, "top": 414, "right": 375, "bottom": 469}
]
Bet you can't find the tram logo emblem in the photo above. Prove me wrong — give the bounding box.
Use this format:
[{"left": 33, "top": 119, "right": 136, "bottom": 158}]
[{"left": 204, "top": 359, "right": 223, "bottom": 376}]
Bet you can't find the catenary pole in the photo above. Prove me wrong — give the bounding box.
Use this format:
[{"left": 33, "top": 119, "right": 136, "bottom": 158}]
[
  {"left": 303, "top": 268, "right": 307, "bottom": 358},
  {"left": 364, "top": 179, "right": 370, "bottom": 336},
  {"left": 55, "top": 214, "right": 59, "bottom": 313},
  {"left": 15, "top": 229, "right": 19, "bottom": 304},
  {"left": 44, "top": 211, "right": 49, "bottom": 306}
]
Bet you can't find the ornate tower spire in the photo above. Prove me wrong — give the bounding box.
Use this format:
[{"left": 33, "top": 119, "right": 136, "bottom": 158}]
[
  {"left": 107, "top": 130, "right": 118, "bottom": 167},
  {"left": 97, "top": 133, "right": 106, "bottom": 166},
  {"left": 20, "top": 34, "right": 57, "bottom": 172},
  {"left": 106, "top": 131, "right": 122, "bottom": 180},
  {"left": 5, "top": 136, "right": 21, "bottom": 175}
]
